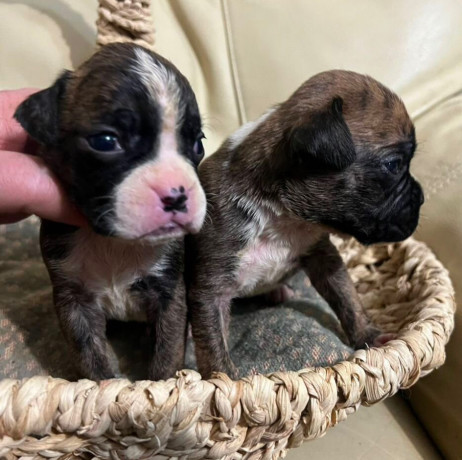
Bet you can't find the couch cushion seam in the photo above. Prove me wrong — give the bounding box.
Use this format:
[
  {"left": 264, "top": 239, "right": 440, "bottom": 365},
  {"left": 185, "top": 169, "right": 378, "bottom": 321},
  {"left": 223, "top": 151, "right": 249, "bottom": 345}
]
[{"left": 220, "top": 0, "right": 246, "bottom": 125}]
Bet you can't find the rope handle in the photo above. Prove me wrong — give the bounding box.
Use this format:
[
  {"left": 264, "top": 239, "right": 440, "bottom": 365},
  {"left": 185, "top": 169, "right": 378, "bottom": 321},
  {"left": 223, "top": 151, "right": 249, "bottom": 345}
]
[{"left": 96, "top": 0, "right": 155, "bottom": 50}]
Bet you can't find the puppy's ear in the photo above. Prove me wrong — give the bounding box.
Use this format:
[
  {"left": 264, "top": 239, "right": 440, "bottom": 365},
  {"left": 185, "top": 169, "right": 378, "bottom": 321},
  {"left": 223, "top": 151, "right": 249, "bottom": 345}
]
[
  {"left": 14, "top": 70, "right": 71, "bottom": 146},
  {"left": 286, "top": 97, "right": 356, "bottom": 172}
]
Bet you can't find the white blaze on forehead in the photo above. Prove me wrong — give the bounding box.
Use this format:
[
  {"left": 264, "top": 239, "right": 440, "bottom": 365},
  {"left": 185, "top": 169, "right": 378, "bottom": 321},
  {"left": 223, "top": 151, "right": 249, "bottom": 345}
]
[
  {"left": 132, "top": 47, "right": 182, "bottom": 126},
  {"left": 132, "top": 48, "right": 182, "bottom": 161}
]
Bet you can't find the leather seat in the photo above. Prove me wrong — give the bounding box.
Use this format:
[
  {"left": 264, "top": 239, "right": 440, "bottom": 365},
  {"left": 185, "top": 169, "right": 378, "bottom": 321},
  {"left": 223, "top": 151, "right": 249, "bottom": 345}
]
[{"left": 1, "top": 1, "right": 460, "bottom": 457}]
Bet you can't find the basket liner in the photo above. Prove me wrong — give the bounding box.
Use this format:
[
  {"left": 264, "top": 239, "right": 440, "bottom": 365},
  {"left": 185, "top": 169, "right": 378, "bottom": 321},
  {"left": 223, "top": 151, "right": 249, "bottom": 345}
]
[
  {"left": 0, "top": 218, "right": 455, "bottom": 459},
  {"left": 0, "top": 219, "right": 351, "bottom": 381}
]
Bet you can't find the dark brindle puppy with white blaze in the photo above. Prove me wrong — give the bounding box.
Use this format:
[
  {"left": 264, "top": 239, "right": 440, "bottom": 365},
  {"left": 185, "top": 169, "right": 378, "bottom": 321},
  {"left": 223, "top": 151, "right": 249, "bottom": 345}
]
[
  {"left": 186, "top": 70, "right": 424, "bottom": 379},
  {"left": 14, "top": 43, "right": 207, "bottom": 381}
]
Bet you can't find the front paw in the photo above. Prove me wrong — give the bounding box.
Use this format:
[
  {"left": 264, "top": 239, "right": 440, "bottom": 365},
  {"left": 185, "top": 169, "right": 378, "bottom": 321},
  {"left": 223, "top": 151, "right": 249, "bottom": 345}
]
[
  {"left": 220, "top": 358, "right": 239, "bottom": 380},
  {"left": 352, "top": 325, "right": 380, "bottom": 349},
  {"left": 353, "top": 326, "right": 397, "bottom": 349},
  {"left": 372, "top": 332, "right": 398, "bottom": 347},
  {"left": 263, "top": 284, "right": 295, "bottom": 305},
  {"left": 85, "top": 367, "right": 116, "bottom": 382},
  {"left": 199, "top": 354, "right": 239, "bottom": 380}
]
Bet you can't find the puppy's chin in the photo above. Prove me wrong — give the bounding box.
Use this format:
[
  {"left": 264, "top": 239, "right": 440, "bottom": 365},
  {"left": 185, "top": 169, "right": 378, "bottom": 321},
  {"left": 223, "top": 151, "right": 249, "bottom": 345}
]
[
  {"left": 352, "top": 224, "right": 417, "bottom": 246},
  {"left": 322, "top": 200, "right": 422, "bottom": 246},
  {"left": 138, "top": 225, "right": 187, "bottom": 244},
  {"left": 342, "top": 206, "right": 421, "bottom": 245},
  {"left": 88, "top": 220, "right": 186, "bottom": 244},
  {"left": 87, "top": 211, "right": 206, "bottom": 245}
]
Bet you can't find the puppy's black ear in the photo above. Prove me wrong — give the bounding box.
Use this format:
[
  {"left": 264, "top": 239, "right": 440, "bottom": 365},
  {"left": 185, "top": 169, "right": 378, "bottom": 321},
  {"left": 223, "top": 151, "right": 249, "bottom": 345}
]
[
  {"left": 14, "top": 70, "right": 71, "bottom": 146},
  {"left": 286, "top": 97, "right": 356, "bottom": 172}
]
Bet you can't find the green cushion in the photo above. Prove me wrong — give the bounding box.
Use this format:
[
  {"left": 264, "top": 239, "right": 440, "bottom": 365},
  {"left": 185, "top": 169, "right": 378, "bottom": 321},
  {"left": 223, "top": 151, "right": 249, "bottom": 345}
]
[{"left": 0, "top": 219, "right": 351, "bottom": 380}]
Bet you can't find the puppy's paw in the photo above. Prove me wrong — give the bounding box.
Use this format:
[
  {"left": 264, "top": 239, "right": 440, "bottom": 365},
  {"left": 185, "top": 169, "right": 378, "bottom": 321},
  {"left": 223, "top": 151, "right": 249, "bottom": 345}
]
[
  {"left": 218, "top": 358, "right": 240, "bottom": 380},
  {"left": 207, "top": 359, "right": 239, "bottom": 380},
  {"left": 88, "top": 368, "right": 116, "bottom": 382},
  {"left": 264, "top": 284, "right": 295, "bottom": 305},
  {"left": 352, "top": 325, "right": 381, "bottom": 350},
  {"left": 353, "top": 327, "right": 397, "bottom": 349},
  {"left": 372, "top": 332, "right": 398, "bottom": 347},
  {"left": 222, "top": 365, "right": 240, "bottom": 381}
]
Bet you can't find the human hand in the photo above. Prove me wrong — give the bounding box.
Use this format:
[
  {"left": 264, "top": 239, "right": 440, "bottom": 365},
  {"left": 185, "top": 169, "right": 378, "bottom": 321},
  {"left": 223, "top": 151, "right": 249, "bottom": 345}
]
[{"left": 0, "top": 89, "right": 86, "bottom": 226}]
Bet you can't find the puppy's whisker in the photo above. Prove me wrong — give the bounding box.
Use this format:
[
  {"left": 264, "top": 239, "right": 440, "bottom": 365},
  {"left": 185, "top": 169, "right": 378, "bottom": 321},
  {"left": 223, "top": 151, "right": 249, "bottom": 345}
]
[
  {"left": 89, "top": 195, "right": 115, "bottom": 204},
  {"left": 93, "top": 207, "right": 114, "bottom": 227}
]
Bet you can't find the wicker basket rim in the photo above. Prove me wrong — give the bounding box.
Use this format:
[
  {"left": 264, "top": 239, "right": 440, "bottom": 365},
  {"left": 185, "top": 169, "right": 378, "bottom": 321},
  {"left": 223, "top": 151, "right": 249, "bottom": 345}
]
[{"left": 0, "top": 3, "right": 456, "bottom": 458}]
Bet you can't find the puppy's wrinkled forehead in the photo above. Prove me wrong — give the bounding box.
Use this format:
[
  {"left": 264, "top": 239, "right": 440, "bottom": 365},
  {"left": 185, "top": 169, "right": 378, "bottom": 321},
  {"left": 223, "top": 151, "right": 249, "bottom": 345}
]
[
  {"left": 61, "top": 44, "right": 193, "bottom": 132},
  {"left": 288, "top": 70, "right": 414, "bottom": 148}
]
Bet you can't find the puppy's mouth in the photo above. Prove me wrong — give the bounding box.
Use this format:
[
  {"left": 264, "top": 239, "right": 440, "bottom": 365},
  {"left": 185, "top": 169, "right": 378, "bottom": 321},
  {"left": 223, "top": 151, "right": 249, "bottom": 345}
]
[
  {"left": 354, "top": 223, "right": 413, "bottom": 245},
  {"left": 140, "top": 222, "right": 188, "bottom": 242}
]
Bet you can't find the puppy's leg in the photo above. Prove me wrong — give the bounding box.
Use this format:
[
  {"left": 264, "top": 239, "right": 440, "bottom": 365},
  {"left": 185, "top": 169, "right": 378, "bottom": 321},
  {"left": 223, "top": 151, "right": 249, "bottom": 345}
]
[
  {"left": 263, "top": 284, "right": 295, "bottom": 305},
  {"left": 301, "top": 236, "right": 379, "bottom": 348},
  {"left": 53, "top": 283, "right": 115, "bottom": 380},
  {"left": 188, "top": 289, "right": 238, "bottom": 379},
  {"left": 146, "top": 282, "right": 188, "bottom": 381}
]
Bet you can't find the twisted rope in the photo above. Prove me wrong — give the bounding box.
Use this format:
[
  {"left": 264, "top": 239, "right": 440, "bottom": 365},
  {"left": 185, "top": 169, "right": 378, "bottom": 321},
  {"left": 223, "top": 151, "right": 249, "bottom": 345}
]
[
  {"left": 96, "top": 0, "right": 155, "bottom": 50},
  {"left": 1, "top": 2, "right": 455, "bottom": 458},
  {"left": 0, "top": 238, "right": 455, "bottom": 459}
]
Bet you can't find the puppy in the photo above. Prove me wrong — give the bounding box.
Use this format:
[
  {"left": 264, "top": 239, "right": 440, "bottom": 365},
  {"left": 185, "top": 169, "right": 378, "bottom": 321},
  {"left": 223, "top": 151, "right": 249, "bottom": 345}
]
[
  {"left": 14, "top": 43, "right": 207, "bottom": 381},
  {"left": 187, "top": 70, "right": 424, "bottom": 379}
]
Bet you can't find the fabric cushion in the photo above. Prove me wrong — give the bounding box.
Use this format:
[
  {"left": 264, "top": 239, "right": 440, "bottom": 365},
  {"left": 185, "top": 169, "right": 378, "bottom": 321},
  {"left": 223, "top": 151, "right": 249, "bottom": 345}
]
[{"left": 0, "top": 219, "right": 351, "bottom": 381}]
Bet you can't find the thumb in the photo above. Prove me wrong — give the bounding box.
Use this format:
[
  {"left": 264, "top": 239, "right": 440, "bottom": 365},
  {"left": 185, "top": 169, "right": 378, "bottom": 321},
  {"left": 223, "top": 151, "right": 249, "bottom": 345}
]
[{"left": 0, "top": 150, "right": 86, "bottom": 227}]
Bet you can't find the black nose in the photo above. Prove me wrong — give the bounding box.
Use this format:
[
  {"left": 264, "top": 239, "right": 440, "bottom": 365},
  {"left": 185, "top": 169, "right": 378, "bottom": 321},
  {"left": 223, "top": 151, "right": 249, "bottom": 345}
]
[
  {"left": 415, "top": 183, "right": 425, "bottom": 206},
  {"left": 162, "top": 193, "right": 188, "bottom": 213},
  {"left": 411, "top": 178, "right": 424, "bottom": 206}
]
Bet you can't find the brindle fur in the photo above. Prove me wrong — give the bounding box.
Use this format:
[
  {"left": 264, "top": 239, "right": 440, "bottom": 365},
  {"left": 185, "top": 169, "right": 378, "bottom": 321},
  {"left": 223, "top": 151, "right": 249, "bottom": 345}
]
[
  {"left": 15, "top": 43, "right": 204, "bottom": 381},
  {"left": 187, "top": 70, "right": 424, "bottom": 379},
  {"left": 40, "top": 220, "right": 187, "bottom": 381}
]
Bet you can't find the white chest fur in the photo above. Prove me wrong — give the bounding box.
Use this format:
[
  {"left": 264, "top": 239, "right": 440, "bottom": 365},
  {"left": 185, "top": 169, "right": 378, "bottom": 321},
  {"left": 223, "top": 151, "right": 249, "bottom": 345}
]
[
  {"left": 236, "top": 213, "right": 323, "bottom": 297},
  {"left": 56, "top": 229, "right": 167, "bottom": 321}
]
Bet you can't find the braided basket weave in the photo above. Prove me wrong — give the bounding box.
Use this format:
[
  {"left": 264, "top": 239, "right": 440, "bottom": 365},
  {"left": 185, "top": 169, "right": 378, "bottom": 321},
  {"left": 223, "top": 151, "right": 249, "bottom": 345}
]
[{"left": 0, "top": 2, "right": 456, "bottom": 459}]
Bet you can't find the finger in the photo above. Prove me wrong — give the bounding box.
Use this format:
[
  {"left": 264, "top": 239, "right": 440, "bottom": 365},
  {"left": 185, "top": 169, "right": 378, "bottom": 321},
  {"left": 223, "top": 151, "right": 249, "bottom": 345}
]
[
  {"left": 0, "top": 212, "right": 30, "bottom": 225},
  {"left": 0, "top": 88, "right": 38, "bottom": 152},
  {"left": 0, "top": 151, "right": 87, "bottom": 227}
]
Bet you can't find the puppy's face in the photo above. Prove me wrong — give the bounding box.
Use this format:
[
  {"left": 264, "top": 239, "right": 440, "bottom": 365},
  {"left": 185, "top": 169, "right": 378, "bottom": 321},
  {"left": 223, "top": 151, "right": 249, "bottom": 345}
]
[
  {"left": 274, "top": 70, "right": 423, "bottom": 245},
  {"left": 15, "top": 43, "right": 206, "bottom": 242}
]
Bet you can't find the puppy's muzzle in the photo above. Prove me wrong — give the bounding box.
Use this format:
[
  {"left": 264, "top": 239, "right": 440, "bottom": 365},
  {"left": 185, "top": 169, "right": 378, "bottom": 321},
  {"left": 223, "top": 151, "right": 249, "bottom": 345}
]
[
  {"left": 110, "top": 155, "right": 207, "bottom": 241},
  {"left": 371, "top": 177, "right": 424, "bottom": 244}
]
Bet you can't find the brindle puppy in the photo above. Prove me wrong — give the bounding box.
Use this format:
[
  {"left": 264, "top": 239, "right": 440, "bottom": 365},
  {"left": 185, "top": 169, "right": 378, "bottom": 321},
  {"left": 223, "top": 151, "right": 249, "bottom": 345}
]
[
  {"left": 186, "top": 70, "right": 424, "bottom": 379},
  {"left": 15, "top": 43, "right": 206, "bottom": 381}
]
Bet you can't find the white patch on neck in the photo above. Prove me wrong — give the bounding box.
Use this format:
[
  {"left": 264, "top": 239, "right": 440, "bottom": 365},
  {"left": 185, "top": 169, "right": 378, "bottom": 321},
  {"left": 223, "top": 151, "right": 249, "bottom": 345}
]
[
  {"left": 56, "top": 229, "right": 168, "bottom": 321},
  {"left": 228, "top": 107, "right": 277, "bottom": 150},
  {"left": 230, "top": 194, "right": 283, "bottom": 238},
  {"left": 236, "top": 211, "right": 324, "bottom": 297}
]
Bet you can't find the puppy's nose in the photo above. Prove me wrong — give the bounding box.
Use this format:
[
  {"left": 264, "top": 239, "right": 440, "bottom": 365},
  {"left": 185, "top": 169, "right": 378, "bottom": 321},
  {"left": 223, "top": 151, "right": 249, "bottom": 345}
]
[
  {"left": 414, "top": 182, "right": 425, "bottom": 206},
  {"left": 161, "top": 187, "right": 188, "bottom": 213},
  {"left": 419, "top": 189, "right": 425, "bottom": 206}
]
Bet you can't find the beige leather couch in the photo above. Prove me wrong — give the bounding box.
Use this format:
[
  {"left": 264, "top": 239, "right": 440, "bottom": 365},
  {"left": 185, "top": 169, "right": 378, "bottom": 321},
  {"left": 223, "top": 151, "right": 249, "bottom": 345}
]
[{"left": 1, "top": 1, "right": 461, "bottom": 458}]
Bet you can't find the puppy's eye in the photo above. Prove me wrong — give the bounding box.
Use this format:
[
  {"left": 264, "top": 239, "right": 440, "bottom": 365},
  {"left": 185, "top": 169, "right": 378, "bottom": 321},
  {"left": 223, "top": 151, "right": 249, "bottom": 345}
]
[
  {"left": 87, "top": 133, "right": 122, "bottom": 152},
  {"left": 384, "top": 158, "right": 402, "bottom": 174},
  {"left": 192, "top": 132, "right": 205, "bottom": 164}
]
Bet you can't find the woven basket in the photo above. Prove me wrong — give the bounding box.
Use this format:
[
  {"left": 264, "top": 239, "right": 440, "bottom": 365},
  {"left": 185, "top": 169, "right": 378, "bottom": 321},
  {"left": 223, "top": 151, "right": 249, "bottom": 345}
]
[
  {"left": 0, "top": 2, "right": 456, "bottom": 459},
  {"left": 0, "top": 237, "right": 455, "bottom": 459}
]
